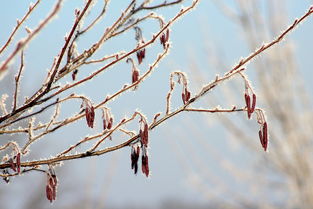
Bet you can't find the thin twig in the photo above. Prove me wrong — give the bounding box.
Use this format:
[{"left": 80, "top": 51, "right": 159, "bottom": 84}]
[
  {"left": 0, "top": 0, "right": 41, "bottom": 55},
  {"left": 78, "top": 0, "right": 110, "bottom": 35},
  {"left": 1, "top": 2, "right": 312, "bottom": 175},
  {"left": 0, "top": 0, "right": 62, "bottom": 72},
  {"left": 135, "top": 0, "right": 183, "bottom": 11},
  {"left": 12, "top": 51, "right": 25, "bottom": 112},
  {"left": 41, "top": 1, "right": 199, "bottom": 102},
  {"left": 0, "top": 0, "right": 91, "bottom": 125},
  {"left": 0, "top": 99, "right": 59, "bottom": 129},
  {"left": 225, "top": 6, "right": 313, "bottom": 77}
]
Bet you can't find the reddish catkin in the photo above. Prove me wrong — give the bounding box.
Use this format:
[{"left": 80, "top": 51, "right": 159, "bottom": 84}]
[
  {"left": 244, "top": 93, "right": 251, "bottom": 119},
  {"left": 8, "top": 153, "right": 21, "bottom": 173},
  {"left": 85, "top": 102, "right": 95, "bottom": 128},
  {"left": 263, "top": 122, "right": 268, "bottom": 151},
  {"left": 71, "top": 69, "right": 78, "bottom": 80},
  {"left": 107, "top": 117, "right": 113, "bottom": 130},
  {"left": 258, "top": 130, "right": 263, "bottom": 149},
  {"left": 251, "top": 94, "right": 256, "bottom": 114},
  {"left": 258, "top": 122, "right": 268, "bottom": 151},
  {"left": 46, "top": 172, "right": 57, "bottom": 203},
  {"left": 160, "top": 29, "right": 170, "bottom": 49},
  {"left": 136, "top": 48, "right": 146, "bottom": 64},
  {"left": 141, "top": 154, "right": 149, "bottom": 177},
  {"left": 132, "top": 68, "right": 139, "bottom": 84},
  {"left": 16, "top": 153, "right": 21, "bottom": 173},
  {"left": 51, "top": 175, "right": 57, "bottom": 201},
  {"left": 103, "top": 118, "right": 107, "bottom": 130},
  {"left": 102, "top": 108, "right": 113, "bottom": 130},
  {"left": 131, "top": 145, "right": 140, "bottom": 174},
  {"left": 46, "top": 184, "right": 53, "bottom": 202},
  {"left": 9, "top": 158, "right": 16, "bottom": 172},
  {"left": 185, "top": 88, "right": 191, "bottom": 103},
  {"left": 140, "top": 121, "right": 149, "bottom": 147},
  {"left": 182, "top": 87, "right": 191, "bottom": 104}
]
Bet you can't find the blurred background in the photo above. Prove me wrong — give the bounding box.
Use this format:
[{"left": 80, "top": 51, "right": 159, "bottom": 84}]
[{"left": 1, "top": 0, "right": 313, "bottom": 208}]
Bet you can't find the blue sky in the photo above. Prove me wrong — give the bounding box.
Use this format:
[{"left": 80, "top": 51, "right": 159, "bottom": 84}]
[{"left": 1, "top": 1, "right": 313, "bottom": 208}]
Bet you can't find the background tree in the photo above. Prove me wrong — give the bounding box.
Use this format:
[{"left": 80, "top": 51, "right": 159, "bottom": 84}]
[{"left": 172, "top": 1, "right": 313, "bottom": 208}]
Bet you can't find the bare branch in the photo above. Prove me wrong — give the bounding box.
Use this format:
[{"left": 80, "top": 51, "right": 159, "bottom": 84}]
[
  {"left": 0, "top": 0, "right": 62, "bottom": 72},
  {"left": 12, "top": 51, "right": 25, "bottom": 112},
  {"left": 0, "top": 0, "right": 41, "bottom": 55}
]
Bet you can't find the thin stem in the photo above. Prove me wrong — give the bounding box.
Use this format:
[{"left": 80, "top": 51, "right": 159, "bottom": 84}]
[
  {"left": 0, "top": 0, "right": 41, "bottom": 55},
  {"left": 12, "top": 51, "right": 25, "bottom": 112},
  {"left": 0, "top": 0, "right": 62, "bottom": 72}
]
